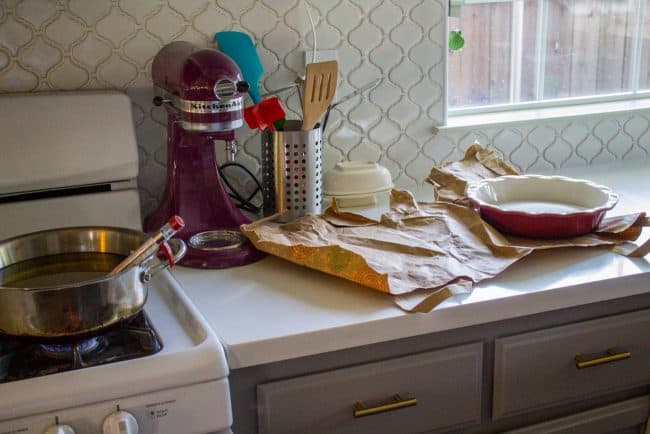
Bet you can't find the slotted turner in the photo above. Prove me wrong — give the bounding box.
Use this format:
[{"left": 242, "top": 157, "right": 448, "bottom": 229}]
[{"left": 301, "top": 61, "right": 338, "bottom": 131}]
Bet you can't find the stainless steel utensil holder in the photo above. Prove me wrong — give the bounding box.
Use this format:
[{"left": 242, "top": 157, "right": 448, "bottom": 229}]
[{"left": 262, "top": 120, "right": 323, "bottom": 222}]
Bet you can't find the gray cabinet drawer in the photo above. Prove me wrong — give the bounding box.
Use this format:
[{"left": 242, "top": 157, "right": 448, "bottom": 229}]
[
  {"left": 257, "top": 342, "right": 483, "bottom": 434},
  {"left": 494, "top": 309, "right": 650, "bottom": 419},
  {"left": 505, "top": 395, "right": 650, "bottom": 434}
]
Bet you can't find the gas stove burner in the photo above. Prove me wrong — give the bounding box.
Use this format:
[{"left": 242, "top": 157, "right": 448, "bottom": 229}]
[
  {"left": 40, "top": 336, "right": 104, "bottom": 362},
  {"left": 0, "top": 311, "right": 162, "bottom": 383}
]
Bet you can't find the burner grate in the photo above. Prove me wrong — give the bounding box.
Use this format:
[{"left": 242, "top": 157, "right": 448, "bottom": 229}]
[
  {"left": 0, "top": 343, "right": 11, "bottom": 381},
  {"left": 0, "top": 311, "right": 163, "bottom": 383}
]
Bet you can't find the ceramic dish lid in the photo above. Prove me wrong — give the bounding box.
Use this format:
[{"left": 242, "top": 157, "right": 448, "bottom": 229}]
[{"left": 323, "top": 161, "right": 393, "bottom": 197}]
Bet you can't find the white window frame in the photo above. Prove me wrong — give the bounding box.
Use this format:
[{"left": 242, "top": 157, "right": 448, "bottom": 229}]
[{"left": 446, "top": 0, "right": 650, "bottom": 118}]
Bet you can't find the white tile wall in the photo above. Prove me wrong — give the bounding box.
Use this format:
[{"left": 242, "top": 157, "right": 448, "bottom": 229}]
[
  {"left": 0, "top": 0, "right": 648, "bottom": 216},
  {"left": 431, "top": 115, "right": 650, "bottom": 178}
]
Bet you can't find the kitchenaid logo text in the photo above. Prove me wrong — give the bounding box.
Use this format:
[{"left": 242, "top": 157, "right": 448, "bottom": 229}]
[{"left": 188, "top": 99, "right": 242, "bottom": 112}]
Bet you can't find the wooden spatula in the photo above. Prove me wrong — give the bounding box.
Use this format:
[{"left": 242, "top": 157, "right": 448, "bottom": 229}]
[{"left": 301, "top": 61, "right": 338, "bottom": 131}]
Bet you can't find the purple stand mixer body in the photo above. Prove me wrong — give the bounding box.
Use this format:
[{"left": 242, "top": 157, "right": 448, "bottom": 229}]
[{"left": 145, "top": 41, "right": 264, "bottom": 268}]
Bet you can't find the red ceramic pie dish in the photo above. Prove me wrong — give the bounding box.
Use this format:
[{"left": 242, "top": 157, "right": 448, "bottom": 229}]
[{"left": 466, "top": 175, "right": 619, "bottom": 239}]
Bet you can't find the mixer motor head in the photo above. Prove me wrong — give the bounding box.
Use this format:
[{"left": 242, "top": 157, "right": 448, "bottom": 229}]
[{"left": 152, "top": 41, "right": 250, "bottom": 133}]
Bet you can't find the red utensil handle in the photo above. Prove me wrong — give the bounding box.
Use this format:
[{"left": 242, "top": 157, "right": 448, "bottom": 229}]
[{"left": 158, "top": 240, "right": 176, "bottom": 268}]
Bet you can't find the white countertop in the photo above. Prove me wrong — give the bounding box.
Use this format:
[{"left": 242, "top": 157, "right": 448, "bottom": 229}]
[{"left": 173, "top": 160, "right": 650, "bottom": 369}]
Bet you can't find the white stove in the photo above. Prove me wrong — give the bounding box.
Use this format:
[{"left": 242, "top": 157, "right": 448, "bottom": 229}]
[{"left": 0, "top": 92, "right": 232, "bottom": 434}]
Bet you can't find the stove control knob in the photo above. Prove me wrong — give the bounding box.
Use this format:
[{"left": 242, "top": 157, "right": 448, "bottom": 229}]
[
  {"left": 43, "top": 424, "right": 75, "bottom": 434},
  {"left": 102, "top": 411, "right": 139, "bottom": 434}
]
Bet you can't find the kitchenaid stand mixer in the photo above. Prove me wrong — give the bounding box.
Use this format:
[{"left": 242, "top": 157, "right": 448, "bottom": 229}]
[{"left": 145, "top": 41, "right": 264, "bottom": 268}]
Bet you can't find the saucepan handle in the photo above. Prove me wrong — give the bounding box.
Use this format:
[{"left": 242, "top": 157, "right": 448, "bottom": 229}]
[{"left": 140, "top": 238, "right": 187, "bottom": 283}]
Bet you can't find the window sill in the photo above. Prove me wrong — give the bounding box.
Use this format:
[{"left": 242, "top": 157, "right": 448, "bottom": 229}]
[{"left": 439, "top": 98, "right": 650, "bottom": 131}]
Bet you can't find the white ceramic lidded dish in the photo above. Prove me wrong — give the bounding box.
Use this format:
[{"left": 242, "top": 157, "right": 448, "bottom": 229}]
[
  {"left": 466, "top": 174, "right": 618, "bottom": 238},
  {"left": 324, "top": 161, "right": 393, "bottom": 207}
]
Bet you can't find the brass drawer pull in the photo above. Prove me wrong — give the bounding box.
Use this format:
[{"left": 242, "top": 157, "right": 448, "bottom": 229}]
[
  {"left": 575, "top": 348, "right": 631, "bottom": 369},
  {"left": 353, "top": 394, "right": 417, "bottom": 418}
]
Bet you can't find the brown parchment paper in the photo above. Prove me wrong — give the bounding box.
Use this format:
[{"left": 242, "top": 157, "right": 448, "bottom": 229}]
[
  {"left": 242, "top": 145, "right": 649, "bottom": 313},
  {"left": 427, "top": 142, "right": 518, "bottom": 205}
]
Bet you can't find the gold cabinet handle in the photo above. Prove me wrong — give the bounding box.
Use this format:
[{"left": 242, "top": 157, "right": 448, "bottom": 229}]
[
  {"left": 353, "top": 394, "right": 417, "bottom": 418},
  {"left": 575, "top": 348, "right": 631, "bottom": 369}
]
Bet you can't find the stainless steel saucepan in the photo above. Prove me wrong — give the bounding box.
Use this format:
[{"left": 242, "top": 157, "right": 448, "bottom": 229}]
[{"left": 0, "top": 226, "right": 186, "bottom": 340}]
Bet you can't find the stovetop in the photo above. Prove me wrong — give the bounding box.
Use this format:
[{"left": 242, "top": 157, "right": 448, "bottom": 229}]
[
  {"left": 0, "top": 311, "right": 162, "bottom": 384},
  {"left": 0, "top": 271, "right": 230, "bottom": 428}
]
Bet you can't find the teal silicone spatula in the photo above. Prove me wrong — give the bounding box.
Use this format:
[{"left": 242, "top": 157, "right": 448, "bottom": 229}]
[{"left": 215, "top": 31, "right": 263, "bottom": 103}]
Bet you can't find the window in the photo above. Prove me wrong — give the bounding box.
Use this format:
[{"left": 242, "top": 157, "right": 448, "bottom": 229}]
[{"left": 448, "top": 0, "right": 650, "bottom": 113}]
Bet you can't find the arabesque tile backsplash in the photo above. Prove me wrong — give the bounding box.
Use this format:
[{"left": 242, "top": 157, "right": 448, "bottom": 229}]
[{"left": 1, "top": 0, "right": 648, "bottom": 216}]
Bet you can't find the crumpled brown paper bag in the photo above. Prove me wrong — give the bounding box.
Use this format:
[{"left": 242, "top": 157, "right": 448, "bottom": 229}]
[
  {"left": 244, "top": 190, "right": 531, "bottom": 293},
  {"left": 242, "top": 144, "right": 649, "bottom": 312},
  {"left": 427, "top": 142, "right": 518, "bottom": 206}
]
